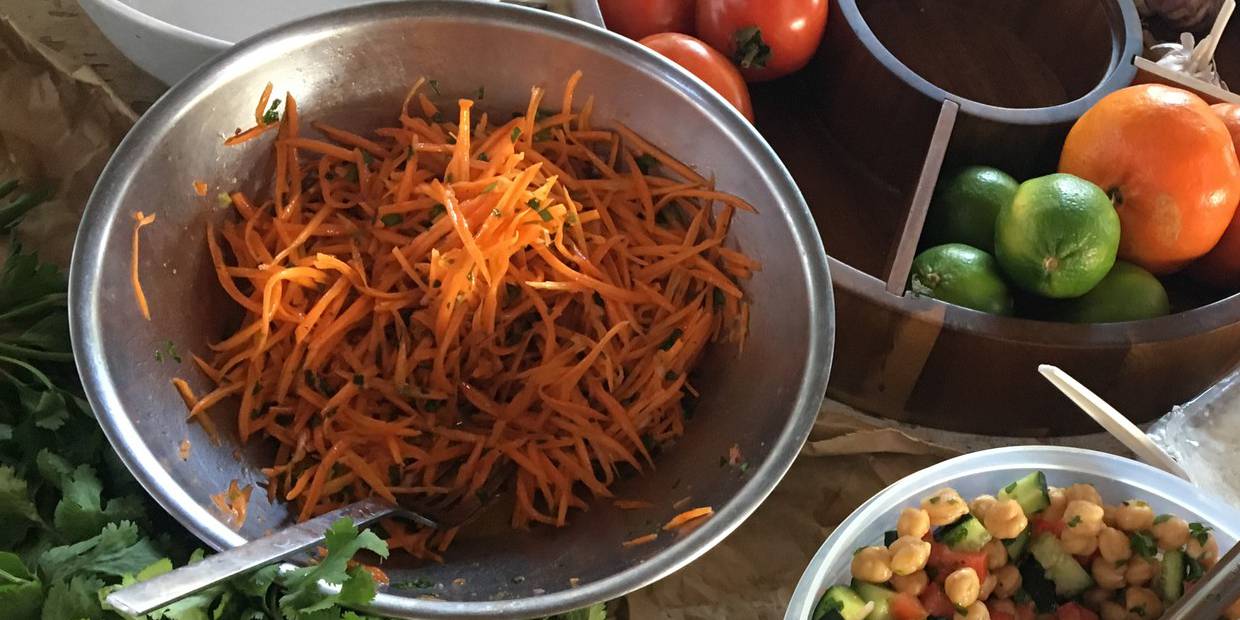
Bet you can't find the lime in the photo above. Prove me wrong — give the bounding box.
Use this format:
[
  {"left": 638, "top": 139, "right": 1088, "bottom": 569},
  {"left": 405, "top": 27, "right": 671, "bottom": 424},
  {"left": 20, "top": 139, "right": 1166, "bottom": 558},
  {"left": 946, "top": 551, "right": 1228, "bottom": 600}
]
[
  {"left": 925, "top": 165, "right": 1018, "bottom": 252},
  {"left": 995, "top": 173, "right": 1120, "bottom": 298},
  {"left": 1060, "top": 261, "right": 1171, "bottom": 323},
  {"left": 908, "top": 243, "right": 1013, "bottom": 315}
]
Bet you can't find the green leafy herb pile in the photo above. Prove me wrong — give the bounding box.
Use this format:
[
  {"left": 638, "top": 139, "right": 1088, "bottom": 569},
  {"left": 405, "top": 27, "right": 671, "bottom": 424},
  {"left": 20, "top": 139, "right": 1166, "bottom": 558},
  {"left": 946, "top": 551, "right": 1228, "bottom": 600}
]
[{"left": 0, "top": 194, "right": 608, "bottom": 620}]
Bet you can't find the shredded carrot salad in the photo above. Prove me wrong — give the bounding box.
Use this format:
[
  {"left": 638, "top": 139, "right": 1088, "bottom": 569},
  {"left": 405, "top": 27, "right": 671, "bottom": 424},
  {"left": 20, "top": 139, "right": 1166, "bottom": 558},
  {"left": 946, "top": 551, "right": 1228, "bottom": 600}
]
[{"left": 193, "top": 73, "right": 758, "bottom": 559}]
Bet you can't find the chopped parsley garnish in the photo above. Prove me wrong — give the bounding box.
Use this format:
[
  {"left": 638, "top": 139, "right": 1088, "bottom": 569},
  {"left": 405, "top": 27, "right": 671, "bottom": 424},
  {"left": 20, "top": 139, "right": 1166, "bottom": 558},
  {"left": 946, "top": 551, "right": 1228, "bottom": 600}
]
[
  {"left": 1067, "top": 515, "right": 1081, "bottom": 528},
  {"left": 159, "top": 340, "right": 182, "bottom": 364},
  {"left": 216, "top": 192, "right": 232, "bottom": 207},
  {"left": 475, "top": 86, "right": 486, "bottom": 100},
  {"left": 252, "top": 383, "right": 263, "bottom": 395},
  {"left": 482, "top": 182, "right": 498, "bottom": 193},
  {"left": 1130, "top": 531, "right": 1158, "bottom": 558},
  {"left": 428, "top": 79, "right": 441, "bottom": 95},
  {"left": 510, "top": 126, "right": 522, "bottom": 142},
  {"left": 713, "top": 288, "right": 726, "bottom": 308},
  {"left": 659, "top": 328, "right": 683, "bottom": 351},
  {"left": 361, "top": 151, "right": 374, "bottom": 166},
  {"left": 352, "top": 374, "right": 364, "bottom": 386},
  {"left": 477, "top": 152, "right": 490, "bottom": 162},
  {"left": 262, "top": 98, "right": 282, "bottom": 124},
  {"left": 635, "top": 153, "right": 659, "bottom": 174},
  {"left": 1189, "top": 522, "right": 1212, "bottom": 545},
  {"left": 537, "top": 208, "right": 553, "bottom": 222},
  {"left": 1153, "top": 514, "right": 1172, "bottom": 525},
  {"left": 392, "top": 577, "right": 436, "bottom": 590},
  {"left": 929, "top": 497, "right": 940, "bottom": 504},
  {"left": 664, "top": 371, "right": 678, "bottom": 381},
  {"left": 427, "top": 204, "right": 446, "bottom": 222},
  {"left": 380, "top": 213, "right": 404, "bottom": 227},
  {"left": 425, "top": 400, "right": 443, "bottom": 412},
  {"left": 527, "top": 198, "right": 541, "bottom": 209}
]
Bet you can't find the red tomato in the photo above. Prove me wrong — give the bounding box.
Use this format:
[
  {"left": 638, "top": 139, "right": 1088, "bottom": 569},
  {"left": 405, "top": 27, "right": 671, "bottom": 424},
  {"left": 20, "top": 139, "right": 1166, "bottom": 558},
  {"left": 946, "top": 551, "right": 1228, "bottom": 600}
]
[
  {"left": 639, "top": 33, "right": 754, "bottom": 121},
  {"left": 1033, "top": 517, "right": 1065, "bottom": 537},
  {"left": 599, "top": 0, "right": 696, "bottom": 40},
  {"left": 891, "top": 593, "right": 929, "bottom": 620},
  {"left": 1056, "top": 602, "right": 1100, "bottom": 620},
  {"left": 1016, "top": 602, "right": 1037, "bottom": 620},
  {"left": 919, "top": 582, "right": 956, "bottom": 618},
  {"left": 695, "top": 0, "right": 829, "bottom": 81},
  {"left": 928, "top": 543, "right": 990, "bottom": 582}
]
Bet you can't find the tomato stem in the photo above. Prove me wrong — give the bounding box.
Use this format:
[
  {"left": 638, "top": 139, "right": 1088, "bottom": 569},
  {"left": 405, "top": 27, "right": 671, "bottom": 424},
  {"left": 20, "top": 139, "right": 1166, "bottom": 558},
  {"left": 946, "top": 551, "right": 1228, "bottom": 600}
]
[{"left": 732, "top": 26, "right": 771, "bottom": 69}]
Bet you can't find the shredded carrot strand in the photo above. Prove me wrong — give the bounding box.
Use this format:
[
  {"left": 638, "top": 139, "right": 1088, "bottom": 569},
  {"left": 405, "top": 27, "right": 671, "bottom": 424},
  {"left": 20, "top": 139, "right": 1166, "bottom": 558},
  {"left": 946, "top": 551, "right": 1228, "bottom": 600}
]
[
  {"left": 191, "top": 74, "right": 757, "bottom": 559},
  {"left": 131, "top": 211, "right": 156, "bottom": 320},
  {"left": 621, "top": 532, "right": 658, "bottom": 547},
  {"left": 663, "top": 506, "right": 714, "bottom": 530}
]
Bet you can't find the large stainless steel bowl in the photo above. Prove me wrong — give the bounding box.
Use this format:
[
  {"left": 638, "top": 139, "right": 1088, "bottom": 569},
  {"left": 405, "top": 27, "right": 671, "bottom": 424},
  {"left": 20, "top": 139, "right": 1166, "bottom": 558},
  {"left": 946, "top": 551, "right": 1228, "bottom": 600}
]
[{"left": 69, "top": 2, "right": 833, "bottom": 617}]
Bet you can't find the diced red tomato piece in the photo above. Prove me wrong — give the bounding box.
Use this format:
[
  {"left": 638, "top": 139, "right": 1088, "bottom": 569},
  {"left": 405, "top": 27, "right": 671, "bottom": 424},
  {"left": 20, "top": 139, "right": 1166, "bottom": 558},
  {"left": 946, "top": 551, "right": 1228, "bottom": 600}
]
[
  {"left": 891, "top": 593, "right": 929, "bottom": 620},
  {"left": 919, "top": 581, "right": 956, "bottom": 618},
  {"left": 1015, "top": 602, "right": 1037, "bottom": 620},
  {"left": 1056, "top": 602, "right": 1100, "bottom": 620},
  {"left": 1032, "top": 517, "right": 1065, "bottom": 537},
  {"left": 927, "top": 543, "right": 989, "bottom": 582}
]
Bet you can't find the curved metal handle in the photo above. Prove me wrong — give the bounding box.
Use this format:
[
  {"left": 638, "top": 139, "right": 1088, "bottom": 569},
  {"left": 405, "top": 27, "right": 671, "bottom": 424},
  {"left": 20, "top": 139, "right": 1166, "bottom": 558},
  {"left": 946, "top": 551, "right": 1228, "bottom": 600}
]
[{"left": 105, "top": 499, "right": 396, "bottom": 618}]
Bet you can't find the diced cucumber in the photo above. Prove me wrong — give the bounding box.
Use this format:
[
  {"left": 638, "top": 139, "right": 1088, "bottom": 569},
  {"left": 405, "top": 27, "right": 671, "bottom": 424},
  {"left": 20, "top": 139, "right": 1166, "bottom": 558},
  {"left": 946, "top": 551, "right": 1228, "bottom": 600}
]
[
  {"left": 938, "top": 514, "right": 993, "bottom": 552},
  {"left": 997, "top": 471, "right": 1050, "bottom": 516},
  {"left": 1004, "top": 527, "right": 1031, "bottom": 561},
  {"left": 813, "top": 585, "right": 870, "bottom": 620},
  {"left": 883, "top": 530, "right": 899, "bottom": 546},
  {"left": 1159, "top": 549, "right": 1185, "bottom": 603},
  {"left": 1029, "top": 533, "right": 1093, "bottom": 597},
  {"left": 852, "top": 581, "right": 897, "bottom": 620},
  {"left": 1017, "top": 557, "right": 1059, "bottom": 613}
]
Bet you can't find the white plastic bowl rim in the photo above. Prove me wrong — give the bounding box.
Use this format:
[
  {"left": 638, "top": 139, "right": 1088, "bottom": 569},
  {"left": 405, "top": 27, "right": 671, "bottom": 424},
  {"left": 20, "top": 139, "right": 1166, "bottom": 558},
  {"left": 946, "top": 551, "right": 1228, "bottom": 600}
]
[{"left": 784, "top": 445, "right": 1240, "bottom": 620}]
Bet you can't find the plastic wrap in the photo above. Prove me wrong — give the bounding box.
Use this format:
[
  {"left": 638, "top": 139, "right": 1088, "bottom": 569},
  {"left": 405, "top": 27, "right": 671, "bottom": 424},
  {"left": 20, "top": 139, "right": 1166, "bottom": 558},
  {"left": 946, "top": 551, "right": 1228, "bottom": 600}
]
[{"left": 1148, "top": 369, "right": 1240, "bottom": 507}]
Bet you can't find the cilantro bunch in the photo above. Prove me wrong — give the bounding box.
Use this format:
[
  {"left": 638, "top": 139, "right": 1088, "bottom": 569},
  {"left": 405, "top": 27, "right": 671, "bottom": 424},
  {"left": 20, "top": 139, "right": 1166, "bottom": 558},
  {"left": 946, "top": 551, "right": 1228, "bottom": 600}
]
[{"left": 0, "top": 199, "right": 608, "bottom": 620}]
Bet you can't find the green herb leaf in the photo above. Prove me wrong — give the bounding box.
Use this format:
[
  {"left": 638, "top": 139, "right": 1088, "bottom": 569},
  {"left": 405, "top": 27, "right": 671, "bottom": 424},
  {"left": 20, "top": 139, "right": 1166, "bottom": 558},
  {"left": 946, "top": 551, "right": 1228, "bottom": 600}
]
[
  {"left": 262, "top": 99, "right": 282, "bottom": 125},
  {"left": 510, "top": 126, "right": 522, "bottom": 142},
  {"left": 39, "top": 521, "right": 163, "bottom": 583},
  {"left": 634, "top": 154, "right": 658, "bottom": 175},
  {"left": 0, "top": 551, "right": 43, "bottom": 618},
  {"left": 1153, "top": 514, "right": 1172, "bottom": 525},
  {"left": 659, "top": 328, "right": 683, "bottom": 351},
  {"left": 381, "top": 213, "right": 404, "bottom": 227},
  {"left": 1130, "top": 531, "right": 1158, "bottom": 558},
  {"left": 278, "top": 517, "right": 389, "bottom": 617},
  {"left": 1189, "top": 522, "right": 1212, "bottom": 546},
  {"left": 483, "top": 182, "right": 498, "bottom": 193}
]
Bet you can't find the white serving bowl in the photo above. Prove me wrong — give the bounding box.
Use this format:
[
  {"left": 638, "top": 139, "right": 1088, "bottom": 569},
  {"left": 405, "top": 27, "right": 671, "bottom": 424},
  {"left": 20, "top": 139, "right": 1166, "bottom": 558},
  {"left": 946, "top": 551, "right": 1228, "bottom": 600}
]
[
  {"left": 77, "top": 0, "right": 605, "bottom": 84},
  {"left": 784, "top": 446, "right": 1240, "bottom": 619}
]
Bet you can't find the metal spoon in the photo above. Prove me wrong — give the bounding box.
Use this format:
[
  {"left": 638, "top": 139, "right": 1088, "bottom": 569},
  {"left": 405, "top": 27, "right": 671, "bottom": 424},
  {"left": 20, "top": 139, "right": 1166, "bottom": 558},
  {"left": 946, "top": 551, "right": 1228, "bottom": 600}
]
[
  {"left": 1037, "top": 364, "right": 1190, "bottom": 479},
  {"left": 106, "top": 464, "right": 513, "bottom": 617}
]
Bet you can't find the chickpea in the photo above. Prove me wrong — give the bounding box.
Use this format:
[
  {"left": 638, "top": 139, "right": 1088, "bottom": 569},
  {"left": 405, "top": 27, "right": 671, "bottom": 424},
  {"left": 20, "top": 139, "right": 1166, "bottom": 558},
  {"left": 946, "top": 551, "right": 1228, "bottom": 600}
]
[
  {"left": 890, "top": 570, "right": 928, "bottom": 597},
  {"left": 1150, "top": 516, "right": 1189, "bottom": 550},
  {"left": 1063, "top": 500, "right": 1105, "bottom": 537},
  {"left": 1102, "top": 504, "right": 1119, "bottom": 527},
  {"left": 992, "top": 564, "right": 1022, "bottom": 599},
  {"left": 1187, "top": 532, "right": 1220, "bottom": 568},
  {"left": 1114, "top": 500, "right": 1155, "bottom": 532},
  {"left": 1225, "top": 596, "right": 1240, "bottom": 620},
  {"left": 851, "top": 546, "right": 893, "bottom": 583},
  {"left": 1100, "top": 601, "right": 1128, "bottom": 620},
  {"left": 1091, "top": 556, "right": 1126, "bottom": 590},
  {"left": 1061, "top": 531, "right": 1099, "bottom": 556},
  {"left": 897, "top": 507, "right": 931, "bottom": 539},
  {"left": 890, "top": 535, "right": 932, "bottom": 576},
  {"left": 1083, "top": 588, "right": 1111, "bottom": 611},
  {"left": 1064, "top": 483, "right": 1103, "bottom": 506},
  {"left": 977, "top": 573, "right": 997, "bottom": 601},
  {"left": 1125, "top": 556, "right": 1157, "bottom": 586},
  {"left": 1043, "top": 487, "right": 1068, "bottom": 522},
  {"left": 1098, "top": 526, "right": 1132, "bottom": 563},
  {"left": 982, "top": 538, "right": 1008, "bottom": 570},
  {"left": 983, "top": 499, "right": 1029, "bottom": 540},
  {"left": 923, "top": 488, "right": 970, "bottom": 526},
  {"left": 1125, "top": 586, "right": 1163, "bottom": 618},
  {"left": 954, "top": 601, "right": 990, "bottom": 620},
  {"left": 945, "top": 567, "right": 981, "bottom": 608},
  {"left": 971, "top": 494, "right": 998, "bottom": 521},
  {"left": 990, "top": 599, "right": 1017, "bottom": 615}
]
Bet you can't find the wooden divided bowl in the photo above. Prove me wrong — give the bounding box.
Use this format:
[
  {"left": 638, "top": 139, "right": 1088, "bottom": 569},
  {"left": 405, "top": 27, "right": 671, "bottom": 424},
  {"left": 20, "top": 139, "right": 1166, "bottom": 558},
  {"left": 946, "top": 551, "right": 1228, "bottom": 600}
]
[{"left": 751, "top": 0, "right": 1240, "bottom": 435}]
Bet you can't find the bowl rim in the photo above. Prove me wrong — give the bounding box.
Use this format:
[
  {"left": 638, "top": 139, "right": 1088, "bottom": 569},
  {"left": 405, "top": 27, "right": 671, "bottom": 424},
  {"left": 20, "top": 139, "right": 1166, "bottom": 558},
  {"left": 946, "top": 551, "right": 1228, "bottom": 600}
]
[
  {"left": 68, "top": 1, "right": 835, "bottom": 617},
  {"left": 782, "top": 445, "right": 1240, "bottom": 620},
  {"left": 833, "top": 0, "right": 1143, "bottom": 124}
]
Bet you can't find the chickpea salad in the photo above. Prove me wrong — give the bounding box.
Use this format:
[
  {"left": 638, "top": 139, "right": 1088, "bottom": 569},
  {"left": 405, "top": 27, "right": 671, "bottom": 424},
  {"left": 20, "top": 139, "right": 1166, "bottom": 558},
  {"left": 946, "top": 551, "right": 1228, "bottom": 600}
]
[{"left": 811, "top": 471, "right": 1236, "bottom": 620}]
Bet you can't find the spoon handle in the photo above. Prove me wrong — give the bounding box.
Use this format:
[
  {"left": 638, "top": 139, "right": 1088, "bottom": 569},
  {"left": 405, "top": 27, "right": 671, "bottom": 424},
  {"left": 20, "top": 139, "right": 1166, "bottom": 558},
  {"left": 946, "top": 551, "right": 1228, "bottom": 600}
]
[
  {"left": 106, "top": 498, "right": 396, "bottom": 617},
  {"left": 1038, "top": 365, "right": 1192, "bottom": 480}
]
